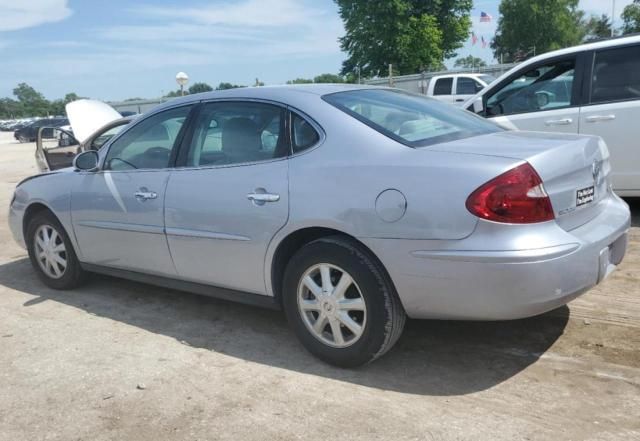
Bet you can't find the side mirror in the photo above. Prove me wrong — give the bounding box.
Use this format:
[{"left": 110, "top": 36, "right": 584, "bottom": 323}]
[
  {"left": 73, "top": 150, "right": 100, "bottom": 172},
  {"left": 471, "top": 97, "right": 485, "bottom": 114}
]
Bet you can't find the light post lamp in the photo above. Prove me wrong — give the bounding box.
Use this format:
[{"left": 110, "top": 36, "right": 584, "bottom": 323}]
[{"left": 176, "top": 72, "right": 189, "bottom": 96}]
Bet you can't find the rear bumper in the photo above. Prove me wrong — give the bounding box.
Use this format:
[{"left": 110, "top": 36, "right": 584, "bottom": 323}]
[{"left": 362, "top": 195, "right": 630, "bottom": 320}]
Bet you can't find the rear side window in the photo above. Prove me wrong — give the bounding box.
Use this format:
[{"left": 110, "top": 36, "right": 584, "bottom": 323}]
[
  {"left": 323, "top": 89, "right": 501, "bottom": 147},
  {"left": 291, "top": 113, "right": 320, "bottom": 153},
  {"left": 185, "top": 101, "right": 287, "bottom": 167},
  {"left": 433, "top": 78, "right": 453, "bottom": 95},
  {"left": 591, "top": 45, "right": 640, "bottom": 104}
]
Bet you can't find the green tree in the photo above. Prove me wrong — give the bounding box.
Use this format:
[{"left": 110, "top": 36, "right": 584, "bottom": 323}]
[
  {"left": 64, "top": 92, "right": 81, "bottom": 103},
  {"left": 582, "top": 14, "right": 613, "bottom": 42},
  {"left": 286, "top": 78, "right": 314, "bottom": 84},
  {"left": 492, "top": 0, "right": 584, "bottom": 63},
  {"left": 13, "top": 83, "right": 51, "bottom": 116},
  {"left": 313, "top": 73, "right": 344, "bottom": 83},
  {"left": 188, "top": 82, "right": 214, "bottom": 94},
  {"left": 336, "top": 0, "right": 473, "bottom": 77},
  {"left": 216, "top": 82, "right": 245, "bottom": 90},
  {"left": 454, "top": 55, "right": 487, "bottom": 69},
  {"left": 164, "top": 89, "right": 189, "bottom": 97},
  {"left": 0, "top": 98, "right": 22, "bottom": 118},
  {"left": 622, "top": 0, "right": 640, "bottom": 34}
]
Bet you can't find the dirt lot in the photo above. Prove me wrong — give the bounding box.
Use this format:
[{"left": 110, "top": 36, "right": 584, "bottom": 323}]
[{"left": 0, "top": 131, "right": 638, "bottom": 441}]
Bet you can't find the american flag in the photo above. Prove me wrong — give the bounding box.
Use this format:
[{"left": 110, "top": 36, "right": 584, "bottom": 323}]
[
  {"left": 471, "top": 32, "right": 478, "bottom": 45},
  {"left": 481, "top": 36, "right": 487, "bottom": 48},
  {"left": 480, "top": 12, "right": 492, "bottom": 22}
]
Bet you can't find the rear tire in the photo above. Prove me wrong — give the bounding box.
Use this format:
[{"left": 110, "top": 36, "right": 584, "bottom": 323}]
[
  {"left": 283, "top": 236, "right": 405, "bottom": 367},
  {"left": 26, "top": 211, "right": 86, "bottom": 290}
]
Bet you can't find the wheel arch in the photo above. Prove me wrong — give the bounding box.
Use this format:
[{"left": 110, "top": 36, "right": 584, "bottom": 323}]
[
  {"left": 268, "top": 226, "right": 398, "bottom": 307},
  {"left": 22, "top": 202, "right": 79, "bottom": 257}
]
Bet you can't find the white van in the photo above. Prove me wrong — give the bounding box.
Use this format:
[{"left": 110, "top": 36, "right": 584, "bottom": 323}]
[{"left": 464, "top": 35, "right": 640, "bottom": 197}]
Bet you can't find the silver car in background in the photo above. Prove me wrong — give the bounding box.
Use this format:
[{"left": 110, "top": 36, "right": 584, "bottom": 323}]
[{"left": 8, "top": 85, "right": 630, "bottom": 367}]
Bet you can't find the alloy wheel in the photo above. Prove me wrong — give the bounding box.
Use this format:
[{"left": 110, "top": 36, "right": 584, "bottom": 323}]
[
  {"left": 34, "top": 224, "right": 67, "bottom": 279},
  {"left": 297, "top": 263, "right": 367, "bottom": 348}
]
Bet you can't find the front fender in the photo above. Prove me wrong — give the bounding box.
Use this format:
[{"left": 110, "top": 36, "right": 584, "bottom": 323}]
[{"left": 10, "top": 172, "right": 80, "bottom": 259}]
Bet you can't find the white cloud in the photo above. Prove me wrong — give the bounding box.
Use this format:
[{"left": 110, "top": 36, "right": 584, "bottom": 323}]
[
  {"left": 0, "top": 0, "right": 72, "bottom": 32},
  {"left": 134, "top": 0, "right": 326, "bottom": 28},
  {"left": 97, "top": 0, "right": 344, "bottom": 65},
  {"left": 580, "top": 0, "right": 634, "bottom": 19}
]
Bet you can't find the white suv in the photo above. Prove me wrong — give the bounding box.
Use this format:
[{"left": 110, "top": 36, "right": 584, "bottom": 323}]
[{"left": 464, "top": 35, "right": 640, "bottom": 197}]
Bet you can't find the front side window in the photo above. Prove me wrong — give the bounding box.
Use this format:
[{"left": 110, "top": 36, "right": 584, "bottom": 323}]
[
  {"left": 591, "top": 45, "right": 640, "bottom": 104},
  {"left": 486, "top": 58, "right": 575, "bottom": 116},
  {"left": 323, "top": 89, "right": 501, "bottom": 148},
  {"left": 105, "top": 106, "right": 191, "bottom": 170},
  {"left": 433, "top": 78, "right": 453, "bottom": 95},
  {"left": 457, "top": 77, "right": 483, "bottom": 95},
  {"left": 185, "top": 102, "right": 286, "bottom": 167}
]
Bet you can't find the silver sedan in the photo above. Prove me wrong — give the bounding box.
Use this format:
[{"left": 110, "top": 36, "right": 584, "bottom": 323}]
[{"left": 8, "top": 85, "right": 630, "bottom": 367}]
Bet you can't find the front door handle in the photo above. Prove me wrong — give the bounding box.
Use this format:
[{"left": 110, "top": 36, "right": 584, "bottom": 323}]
[
  {"left": 545, "top": 118, "right": 573, "bottom": 126},
  {"left": 586, "top": 114, "right": 616, "bottom": 123},
  {"left": 455, "top": 98, "right": 465, "bottom": 102},
  {"left": 134, "top": 188, "right": 158, "bottom": 201},
  {"left": 247, "top": 191, "right": 280, "bottom": 206}
]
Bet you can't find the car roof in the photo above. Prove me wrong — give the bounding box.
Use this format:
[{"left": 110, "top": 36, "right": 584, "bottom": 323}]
[
  {"left": 151, "top": 84, "right": 384, "bottom": 112},
  {"left": 520, "top": 34, "right": 640, "bottom": 66}
]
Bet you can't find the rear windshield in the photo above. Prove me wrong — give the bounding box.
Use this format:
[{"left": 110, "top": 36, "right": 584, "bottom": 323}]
[{"left": 322, "top": 89, "right": 501, "bottom": 147}]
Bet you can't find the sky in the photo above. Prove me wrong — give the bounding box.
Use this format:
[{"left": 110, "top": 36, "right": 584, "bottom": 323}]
[{"left": 0, "top": 0, "right": 634, "bottom": 101}]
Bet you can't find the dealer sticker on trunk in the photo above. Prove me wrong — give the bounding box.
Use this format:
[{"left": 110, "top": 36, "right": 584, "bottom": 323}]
[{"left": 576, "top": 186, "right": 595, "bottom": 207}]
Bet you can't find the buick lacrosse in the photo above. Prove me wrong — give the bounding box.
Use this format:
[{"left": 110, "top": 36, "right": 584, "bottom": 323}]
[{"left": 9, "top": 85, "right": 630, "bottom": 366}]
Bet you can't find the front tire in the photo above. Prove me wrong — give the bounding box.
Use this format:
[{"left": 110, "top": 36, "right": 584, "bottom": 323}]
[
  {"left": 283, "top": 236, "right": 406, "bottom": 367},
  {"left": 26, "top": 211, "right": 86, "bottom": 290}
]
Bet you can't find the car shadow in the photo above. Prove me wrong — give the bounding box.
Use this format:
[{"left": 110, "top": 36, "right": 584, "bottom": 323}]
[
  {"left": 626, "top": 197, "right": 640, "bottom": 227},
  {"left": 0, "top": 258, "right": 569, "bottom": 396}
]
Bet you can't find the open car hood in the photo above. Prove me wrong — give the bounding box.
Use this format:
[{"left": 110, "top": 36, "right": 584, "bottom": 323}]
[{"left": 65, "top": 99, "right": 121, "bottom": 144}]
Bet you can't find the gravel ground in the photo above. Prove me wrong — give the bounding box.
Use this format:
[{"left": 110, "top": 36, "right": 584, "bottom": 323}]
[{"left": 0, "top": 131, "right": 639, "bottom": 441}]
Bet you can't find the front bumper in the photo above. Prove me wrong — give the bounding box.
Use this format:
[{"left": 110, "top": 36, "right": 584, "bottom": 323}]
[
  {"left": 362, "top": 195, "right": 630, "bottom": 320},
  {"left": 8, "top": 200, "right": 26, "bottom": 250}
]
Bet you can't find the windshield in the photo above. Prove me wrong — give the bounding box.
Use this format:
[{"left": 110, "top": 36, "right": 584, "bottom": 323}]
[{"left": 323, "top": 89, "right": 501, "bottom": 147}]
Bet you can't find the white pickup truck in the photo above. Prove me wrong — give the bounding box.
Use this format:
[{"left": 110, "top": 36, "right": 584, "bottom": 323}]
[{"left": 426, "top": 73, "right": 495, "bottom": 105}]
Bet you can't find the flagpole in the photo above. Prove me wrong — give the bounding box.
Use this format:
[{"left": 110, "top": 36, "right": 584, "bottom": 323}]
[{"left": 611, "top": 0, "right": 616, "bottom": 37}]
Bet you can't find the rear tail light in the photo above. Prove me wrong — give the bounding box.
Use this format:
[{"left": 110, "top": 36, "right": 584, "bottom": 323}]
[{"left": 466, "top": 162, "right": 554, "bottom": 224}]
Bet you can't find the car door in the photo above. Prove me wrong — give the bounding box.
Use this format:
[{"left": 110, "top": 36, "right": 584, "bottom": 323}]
[
  {"left": 35, "top": 127, "right": 79, "bottom": 172},
  {"left": 431, "top": 77, "right": 455, "bottom": 104},
  {"left": 579, "top": 44, "right": 640, "bottom": 195},
  {"left": 71, "top": 104, "right": 193, "bottom": 275},
  {"left": 483, "top": 55, "right": 581, "bottom": 133},
  {"left": 453, "top": 76, "right": 484, "bottom": 106},
  {"left": 164, "top": 101, "right": 290, "bottom": 295}
]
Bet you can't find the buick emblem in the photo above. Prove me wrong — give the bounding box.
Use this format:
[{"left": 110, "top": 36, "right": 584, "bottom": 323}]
[{"left": 592, "top": 161, "right": 602, "bottom": 184}]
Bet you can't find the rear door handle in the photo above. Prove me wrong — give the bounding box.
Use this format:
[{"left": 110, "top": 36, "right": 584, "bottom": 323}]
[
  {"left": 134, "top": 188, "right": 158, "bottom": 201},
  {"left": 545, "top": 118, "right": 573, "bottom": 126},
  {"left": 247, "top": 192, "right": 280, "bottom": 205},
  {"left": 455, "top": 98, "right": 465, "bottom": 102},
  {"left": 586, "top": 114, "right": 616, "bottom": 123}
]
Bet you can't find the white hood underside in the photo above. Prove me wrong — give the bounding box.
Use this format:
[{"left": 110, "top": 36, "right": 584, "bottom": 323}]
[{"left": 65, "top": 99, "right": 121, "bottom": 144}]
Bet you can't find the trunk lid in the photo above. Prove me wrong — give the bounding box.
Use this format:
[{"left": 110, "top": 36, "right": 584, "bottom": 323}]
[{"left": 432, "top": 131, "right": 611, "bottom": 231}]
